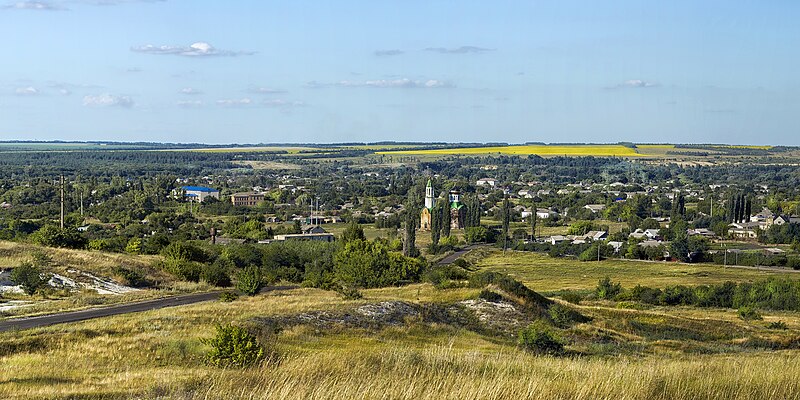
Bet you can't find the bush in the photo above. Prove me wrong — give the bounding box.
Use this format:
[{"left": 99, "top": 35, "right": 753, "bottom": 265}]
[
  {"left": 767, "top": 320, "right": 788, "bottom": 330},
  {"left": 236, "top": 266, "right": 263, "bottom": 296},
  {"left": 219, "top": 292, "right": 239, "bottom": 302},
  {"left": 335, "top": 284, "right": 363, "bottom": 300},
  {"left": 162, "top": 258, "right": 201, "bottom": 282},
  {"left": 478, "top": 289, "right": 504, "bottom": 302},
  {"left": 738, "top": 306, "right": 763, "bottom": 321},
  {"left": 112, "top": 266, "right": 150, "bottom": 288},
  {"left": 559, "top": 291, "right": 584, "bottom": 305},
  {"left": 11, "top": 261, "right": 51, "bottom": 295},
  {"left": 518, "top": 320, "right": 564, "bottom": 354},
  {"left": 202, "top": 324, "right": 265, "bottom": 368},
  {"left": 548, "top": 303, "right": 583, "bottom": 328},
  {"left": 202, "top": 263, "right": 232, "bottom": 287},
  {"left": 595, "top": 277, "right": 621, "bottom": 300}
]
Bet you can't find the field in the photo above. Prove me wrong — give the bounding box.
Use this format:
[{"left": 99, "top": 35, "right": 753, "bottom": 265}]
[
  {"left": 377, "top": 144, "right": 644, "bottom": 157},
  {"left": 3, "top": 249, "right": 800, "bottom": 399},
  {"left": 477, "top": 251, "right": 800, "bottom": 291}
]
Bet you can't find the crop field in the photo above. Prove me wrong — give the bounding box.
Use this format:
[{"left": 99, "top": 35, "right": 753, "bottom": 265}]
[
  {"left": 377, "top": 144, "right": 644, "bottom": 157},
  {"left": 175, "top": 146, "right": 320, "bottom": 153}
]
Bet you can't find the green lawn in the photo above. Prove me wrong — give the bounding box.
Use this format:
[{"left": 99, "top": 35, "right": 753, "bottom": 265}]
[{"left": 478, "top": 251, "right": 800, "bottom": 292}]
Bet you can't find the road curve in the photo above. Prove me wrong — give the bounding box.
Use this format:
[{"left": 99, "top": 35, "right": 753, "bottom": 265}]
[
  {"left": 438, "top": 244, "right": 485, "bottom": 265},
  {"left": 0, "top": 285, "right": 297, "bottom": 333}
]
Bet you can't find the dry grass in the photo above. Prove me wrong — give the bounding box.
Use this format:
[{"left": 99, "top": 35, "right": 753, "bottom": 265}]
[{"left": 2, "top": 285, "right": 800, "bottom": 399}]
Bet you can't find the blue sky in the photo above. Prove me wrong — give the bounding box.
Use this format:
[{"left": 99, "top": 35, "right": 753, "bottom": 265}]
[{"left": 1, "top": 0, "right": 799, "bottom": 145}]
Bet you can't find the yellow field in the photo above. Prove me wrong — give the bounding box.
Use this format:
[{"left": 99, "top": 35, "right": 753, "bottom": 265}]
[
  {"left": 711, "top": 145, "right": 773, "bottom": 150},
  {"left": 377, "top": 144, "right": 643, "bottom": 157}
]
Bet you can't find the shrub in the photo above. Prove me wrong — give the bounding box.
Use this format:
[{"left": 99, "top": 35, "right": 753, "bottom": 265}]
[
  {"left": 738, "top": 306, "right": 763, "bottom": 321},
  {"left": 548, "top": 303, "right": 582, "bottom": 328},
  {"left": 628, "top": 285, "right": 662, "bottom": 305},
  {"left": 219, "top": 292, "right": 239, "bottom": 302},
  {"left": 236, "top": 266, "right": 263, "bottom": 296},
  {"left": 162, "top": 258, "right": 201, "bottom": 282},
  {"left": 202, "top": 324, "right": 265, "bottom": 368},
  {"left": 11, "top": 261, "right": 51, "bottom": 296},
  {"left": 560, "top": 291, "right": 584, "bottom": 305},
  {"left": 335, "top": 284, "right": 363, "bottom": 300},
  {"left": 112, "top": 266, "right": 149, "bottom": 288},
  {"left": 478, "top": 289, "right": 504, "bottom": 302},
  {"left": 201, "top": 263, "right": 232, "bottom": 287},
  {"left": 518, "top": 320, "right": 564, "bottom": 354},
  {"left": 595, "top": 277, "right": 621, "bottom": 300},
  {"left": 767, "top": 321, "right": 788, "bottom": 330}
]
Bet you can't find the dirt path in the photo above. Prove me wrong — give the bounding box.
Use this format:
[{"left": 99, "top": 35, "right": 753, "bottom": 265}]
[{"left": 438, "top": 244, "right": 486, "bottom": 265}]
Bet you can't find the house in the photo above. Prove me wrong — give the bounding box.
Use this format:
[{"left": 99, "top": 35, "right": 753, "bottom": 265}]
[
  {"left": 585, "top": 231, "right": 608, "bottom": 241},
  {"left": 764, "top": 248, "right": 786, "bottom": 256},
  {"left": 687, "top": 228, "right": 716, "bottom": 238},
  {"left": 584, "top": 204, "right": 606, "bottom": 214},
  {"left": 608, "top": 241, "right": 625, "bottom": 253},
  {"left": 230, "top": 192, "right": 265, "bottom": 206},
  {"left": 549, "top": 235, "right": 567, "bottom": 245},
  {"left": 518, "top": 189, "right": 534, "bottom": 198},
  {"left": 302, "top": 225, "right": 327, "bottom": 234},
  {"left": 630, "top": 229, "right": 661, "bottom": 241},
  {"left": 536, "top": 208, "right": 556, "bottom": 219},
  {"left": 729, "top": 222, "right": 760, "bottom": 239},
  {"left": 178, "top": 186, "right": 220, "bottom": 203},
  {"left": 273, "top": 233, "right": 335, "bottom": 242},
  {"left": 476, "top": 178, "right": 498, "bottom": 187}
]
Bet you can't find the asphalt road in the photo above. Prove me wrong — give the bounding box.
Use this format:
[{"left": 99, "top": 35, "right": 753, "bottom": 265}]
[
  {"left": 0, "top": 285, "right": 297, "bottom": 333},
  {"left": 438, "top": 244, "right": 485, "bottom": 265}
]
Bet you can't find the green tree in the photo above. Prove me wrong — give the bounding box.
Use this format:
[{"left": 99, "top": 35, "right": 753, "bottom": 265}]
[
  {"left": 403, "top": 192, "right": 418, "bottom": 257},
  {"left": 236, "top": 266, "right": 263, "bottom": 295},
  {"left": 341, "top": 221, "right": 366, "bottom": 243},
  {"left": 11, "top": 261, "right": 51, "bottom": 296}
]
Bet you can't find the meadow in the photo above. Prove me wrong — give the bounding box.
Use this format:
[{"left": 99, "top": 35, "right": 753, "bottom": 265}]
[{"left": 3, "top": 249, "right": 800, "bottom": 399}]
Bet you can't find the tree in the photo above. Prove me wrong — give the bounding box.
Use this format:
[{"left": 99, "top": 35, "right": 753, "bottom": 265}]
[
  {"left": 430, "top": 205, "right": 441, "bottom": 248},
  {"left": 341, "top": 221, "right": 366, "bottom": 243},
  {"left": 501, "top": 196, "right": 511, "bottom": 250},
  {"left": 11, "top": 261, "right": 51, "bottom": 295},
  {"left": 236, "top": 266, "right": 263, "bottom": 295},
  {"left": 403, "top": 192, "right": 418, "bottom": 257},
  {"left": 441, "top": 201, "right": 451, "bottom": 238}
]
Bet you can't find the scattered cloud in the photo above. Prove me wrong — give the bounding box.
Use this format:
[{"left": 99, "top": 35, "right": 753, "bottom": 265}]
[
  {"left": 180, "top": 87, "right": 202, "bottom": 95},
  {"left": 14, "top": 86, "right": 39, "bottom": 95},
  {"left": 125, "top": 67, "right": 143, "bottom": 73},
  {"left": 248, "top": 86, "right": 286, "bottom": 94},
  {"left": 374, "top": 49, "right": 404, "bottom": 57},
  {"left": 58, "top": 88, "right": 71, "bottom": 95},
  {"left": 263, "top": 99, "right": 305, "bottom": 108},
  {"left": 609, "top": 79, "right": 659, "bottom": 89},
  {"left": 177, "top": 100, "right": 203, "bottom": 108},
  {"left": 1, "top": 1, "right": 65, "bottom": 10},
  {"left": 424, "top": 46, "right": 494, "bottom": 54},
  {"left": 82, "top": 93, "right": 134, "bottom": 107},
  {"left": 216, "top": 98, "right": 253, "bottom": 107},
  {"left": 131, "top": 42, "right": 255, "bottom": 57},
  {"left": 308, "top": 78, "right": 454, "bottom": 89}
]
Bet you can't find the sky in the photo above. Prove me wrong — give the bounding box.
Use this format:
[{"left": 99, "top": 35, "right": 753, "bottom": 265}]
[{"left": 1, "top": 0, "right": 799, "bottom": 145}]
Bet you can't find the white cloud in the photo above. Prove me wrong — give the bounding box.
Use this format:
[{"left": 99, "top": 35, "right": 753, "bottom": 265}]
[
  {"left": 611, "top": 79, "right": 659, "bottom": 89},
  {"left": 131, "top": 42, "right": 254, "bottom": 57},
  {"left": 216, "top": 98, "right": 253, "bottom": 107},
  {"left": 2, "top": 1, "right": 64, "bottom": 10},
  {"left": 264, "top": 99, "right": 305, "bottom": 108},
  {"left": 180, "top": 87, "right": 202, "bottom": 95},
  {"left": 325, "top": 78, "right": 454, "bottom": 89},
  {"left": 248, "top": 86, "right": 286, "bottom": 94},
  {"left": 177, "top": 100, "right": 203, "bottom": 107},
  {"left": 82, "top": 94, "right": 134, "bottom": 107},
  {"left": 58, "top": 88, "right": 71, "bottom": 95},
  {"left": 14, "top": 86, "right": 39, "bottom": 95}
]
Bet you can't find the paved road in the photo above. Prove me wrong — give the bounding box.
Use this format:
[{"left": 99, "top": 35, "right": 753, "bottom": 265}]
[
  {"left": 0, "top": 285, "right": 297, "bottom": 333},
  {"left": 438, "top": 244, "right": 485, "bottom": 265}
]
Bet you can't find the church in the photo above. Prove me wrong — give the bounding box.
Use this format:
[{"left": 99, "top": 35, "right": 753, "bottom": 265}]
[{"left": 419, "top": 179, "right": 465, "bottom": 230}]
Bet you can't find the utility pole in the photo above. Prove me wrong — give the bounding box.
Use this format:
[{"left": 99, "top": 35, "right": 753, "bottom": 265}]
[
  {"left": 710, "top": 195, "right": 713, "bottom": 218},
  {"left": 60, "top": 175, "right": 65, "bottom": 229}
]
